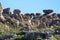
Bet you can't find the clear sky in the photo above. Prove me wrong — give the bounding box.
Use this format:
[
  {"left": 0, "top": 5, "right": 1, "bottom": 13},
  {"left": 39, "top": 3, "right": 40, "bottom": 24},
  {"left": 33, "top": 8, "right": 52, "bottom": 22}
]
[{"left": 0, "top": 0, "right": 60, "bottom": 14}]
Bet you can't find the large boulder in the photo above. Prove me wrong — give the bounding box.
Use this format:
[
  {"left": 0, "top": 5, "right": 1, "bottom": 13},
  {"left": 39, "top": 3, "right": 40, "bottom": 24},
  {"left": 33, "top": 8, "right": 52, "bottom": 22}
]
[
  {"left": 13, "top": 9, "right": 22, "bottom": 21},
  {"left": 3, "top": 8, "right": 12, "bottom": 15},
  {"left": 13, "top": 9, "right": 21, "bottom": 15},
  {"left": 43, "top": 9, "right": 53, "bottom": 16}
]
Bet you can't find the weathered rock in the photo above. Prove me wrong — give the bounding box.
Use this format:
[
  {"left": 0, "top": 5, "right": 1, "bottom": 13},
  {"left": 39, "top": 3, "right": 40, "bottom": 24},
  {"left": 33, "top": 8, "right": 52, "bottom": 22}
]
[
  {"left": 0, "top": 3, "right": 6, "bottom": 23},
  {"left": 0, "top": 3, "right": 3, "bottom": 13},
  {"left": 13, "top": 9, "right": 21, "bottom": 14},
  {"left": 43, "top": 9, "right": 53, "bottom": 15},
  {"left": 49, "top": 19, "right": 60, "bottom": 27},
  {"left": 36, "top": 13, "right": 41, "bottom": 17},
  {"left": 13, "top": 9, "right": 23, "bottom": 21},
  {"left": 3, "top": 8, "right": 11, "bottom": 15},
  {"left": 0, "top": 34, "right": 17, "bottom": 40}
]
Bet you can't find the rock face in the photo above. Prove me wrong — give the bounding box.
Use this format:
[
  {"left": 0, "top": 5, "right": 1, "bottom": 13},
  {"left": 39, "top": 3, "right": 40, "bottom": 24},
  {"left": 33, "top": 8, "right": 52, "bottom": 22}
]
[
  {"left": 0, "top": 3, "right": 3, "bottom": 13},
  {"left": 0, "top": 3, "right": 5, "bottom": 23}
]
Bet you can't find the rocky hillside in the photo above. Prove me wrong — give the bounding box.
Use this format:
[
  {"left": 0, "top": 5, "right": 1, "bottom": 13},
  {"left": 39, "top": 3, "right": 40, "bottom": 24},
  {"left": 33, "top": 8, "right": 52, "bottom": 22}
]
[{"left": 0, "top": 3, "right": 60, "bottom": 40}]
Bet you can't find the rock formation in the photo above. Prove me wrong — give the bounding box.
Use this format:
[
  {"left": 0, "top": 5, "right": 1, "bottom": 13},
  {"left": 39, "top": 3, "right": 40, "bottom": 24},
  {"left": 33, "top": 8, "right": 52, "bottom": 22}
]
[{"left": 0, "top": 3, "right": 5, "bottom": 23}]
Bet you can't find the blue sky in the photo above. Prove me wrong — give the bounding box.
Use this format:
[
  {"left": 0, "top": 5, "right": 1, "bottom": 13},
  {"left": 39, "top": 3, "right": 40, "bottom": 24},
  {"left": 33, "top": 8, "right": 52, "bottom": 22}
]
[{"left": 0, "top": 0, "right": 60, "bottom": 14}]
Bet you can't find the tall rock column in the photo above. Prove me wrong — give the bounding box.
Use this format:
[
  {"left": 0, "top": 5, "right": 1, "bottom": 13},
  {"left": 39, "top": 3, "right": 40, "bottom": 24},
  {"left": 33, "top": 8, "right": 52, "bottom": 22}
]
[
  {"left": 0, "top": 3, "right": 3, "bottom": 15},
  {"left": 0, "top": 3, "right": 5, "bottom": 22}
]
